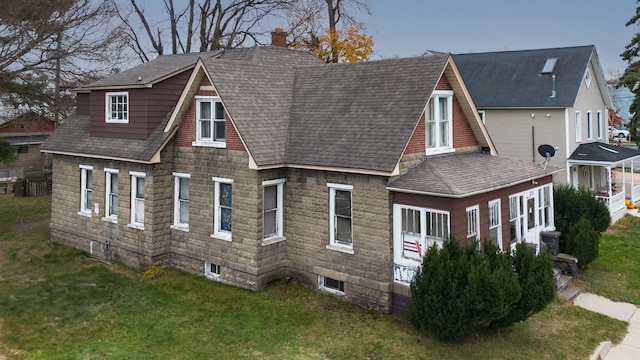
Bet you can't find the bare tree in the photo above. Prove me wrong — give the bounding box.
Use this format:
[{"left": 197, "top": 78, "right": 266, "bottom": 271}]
[
  {"left": 116, "top": 0, "right": 291, "bottom": 62},
  {"left": 0, "top": 0, "right": 125, "bottom": 125}
]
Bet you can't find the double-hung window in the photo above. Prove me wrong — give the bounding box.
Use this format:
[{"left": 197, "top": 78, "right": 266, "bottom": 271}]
[
  {"left": 488, "top": 200, "right": 502, "bottom": 250},
  {"left": 328, "top": 183, "right": 353, "bottom": 251},
  {"left": 466, "top": 205, "right": 479, "bottom": 244},
  {"left": 129, "top": 171, "right": 145, "bottom": 229},
  {"left": 262, "top": 179, "right": 285, "bottom": 242},
  {"left": 172, "top": 173, "right": 190, "bottom": 231},
  {"left": 587, "top": 111, "right": 593, "bottom": 140},
  {"left": 105, "top": 92, "right": 128, "bottom": 123},
  {"left": 212, "top": 177, "right": 233, "bottom": 241},
  {"left": 425, "top": 90, "right": 454, "bottom": 153},
  {"left": 509, "top": 194, "right": 525, "bottom": 244},
  {"left": 597, "top": 111, "right": 603, "bottom": 139},
  {"left": 79, "top": 165, "right": 93, "bottom": 216},
  {"left": 104, "top": 168, "right": 119, "bottom": 221},
  {"left": 195, "top": 96, "right": 226, "bottom": 147},
  {"left": 575, "top": 111, "right": 582, "bottom": 142}
]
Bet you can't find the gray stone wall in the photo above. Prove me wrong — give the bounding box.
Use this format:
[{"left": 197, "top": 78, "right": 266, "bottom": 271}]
[{"left": 50, "top": 148, "right": 397, "bottom": 313}]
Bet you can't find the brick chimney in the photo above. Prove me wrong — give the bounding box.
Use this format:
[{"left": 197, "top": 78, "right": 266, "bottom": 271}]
[{"left": 271, "top": 28, "right": 287, "bottom": 48}]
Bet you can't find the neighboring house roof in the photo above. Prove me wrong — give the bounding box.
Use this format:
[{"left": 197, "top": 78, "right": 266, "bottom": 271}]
[
  {"left": 40, "top": 113, "right": 176, "bottom": 163},
  {"left": 568, "top": 142, "right": 640, "bottom": 164},
  {"left": 453, "top": 45, "right": 612, "bottom": 109},
  {"left": 387, "top": 152, "right": 560, "bottom": 197},
  {"left": 0, "top": 135, "right": 49, "bottom": 145}
]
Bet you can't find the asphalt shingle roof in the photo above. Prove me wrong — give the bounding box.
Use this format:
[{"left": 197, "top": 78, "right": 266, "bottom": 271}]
[
  {"left": 287, "top": 55, "right": 449, "bottom": 172},
  {"left": 568, "top": 142, "right": 640, "bottom": 163},
  {"left": 453, "top": 46, "right": 595, "bottom": 108},
  {"left": 387, "top": 152, "right": 560, "bottom": 197}
]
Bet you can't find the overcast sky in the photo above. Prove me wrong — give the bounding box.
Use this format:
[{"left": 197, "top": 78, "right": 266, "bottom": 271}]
[{"left": 365, "top": 0, "right": 638, "bottom": 78}]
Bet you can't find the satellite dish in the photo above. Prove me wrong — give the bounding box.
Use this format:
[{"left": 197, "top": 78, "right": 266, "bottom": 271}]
[
  {"left": 538, "top": 144, "right": 556, "bottom": 158},
  {"left": 538, "top": 144, "right": 558, "bottom": 169}
]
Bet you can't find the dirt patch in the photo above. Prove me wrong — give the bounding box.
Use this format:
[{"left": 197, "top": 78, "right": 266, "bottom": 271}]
[{"left": 13, "top": 216, "right": 50, "bottom": 234}]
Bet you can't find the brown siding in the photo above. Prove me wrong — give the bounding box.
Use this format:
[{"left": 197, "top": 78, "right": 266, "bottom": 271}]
[
  {"left": 76, "top": 93, "right": 90, "bottom": 115},
  {"left": 0, "top": 112, "right": 54, "bottom": 134},
  {"left": 89, "top": 70, "right": 191, "bottom": 140}
]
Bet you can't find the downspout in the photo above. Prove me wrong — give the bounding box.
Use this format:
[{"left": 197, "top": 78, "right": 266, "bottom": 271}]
[{"left": 532, "top": 124, "right": 535, "bottom": 163}]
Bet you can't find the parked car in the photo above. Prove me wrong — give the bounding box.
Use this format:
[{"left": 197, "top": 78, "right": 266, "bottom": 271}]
[{"left": 609, "top": 126, "right": 630, "bottom": 140}]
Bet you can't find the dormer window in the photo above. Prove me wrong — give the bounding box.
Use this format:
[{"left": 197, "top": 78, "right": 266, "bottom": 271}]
[
  {"left": 194, "top": 96, "right": 226, "bottom": 148},
  {"left": 425, "top": 90, "right": 454, "bottom": 154},
  {"left": 105, "top": 92, "right": 128, "bottom": 123}
]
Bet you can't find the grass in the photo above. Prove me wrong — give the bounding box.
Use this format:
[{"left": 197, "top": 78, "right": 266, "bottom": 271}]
[
  {"left": 574, "top": 214, "right": 640, "bottom": 304},
  {"left": 0, "top": 194, "right": 629, "bottom": 359}
]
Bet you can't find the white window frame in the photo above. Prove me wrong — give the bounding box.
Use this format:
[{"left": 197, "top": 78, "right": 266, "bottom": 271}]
[
  {"left": 538, "top": 184, "right": 554, "bottom": 229},
  {"left": 586, "top": 111, "right": 593, "bottom": 140},
  {"left": 318, "top": 275, "right": 345, "bottom": 295},
  {"left": 262, "top": 178, "right": 286, "bottom": 244},
  {"left": 488, "top": 199, "right": 502, "bottom": 251},
  {"left": 466, "top": 205, "right": 480, "bottom": 244},
  {"left": 172, "top": 172, "right": 190, "bottom": 231},
  {"left": 425, "top": 90, "right": 454, "bottom": 154},
  {"left": 478, "top": 110, "right": 486, "bottom": 124},
  {"left": 193, "top": 96, "right": 226, "bottom": 148},
  {"left": 597, "top": 111, "right": 603, "bottom": 139},
  {"left": 212, "top": 177, "right": 233, "bottom": 241},
  {"left": 575, "top": 111, "right": 582, "bottom": 142},
  {"left": 204, "top": 261, "right": 221, "bottom": 280},
  {"left": 393, "top": 204, "right": 450, "bottom": 268},
  {"left": 103, "top": 168, "right": 119, "bottom": 222},
  {"left": 79, "top": 165, "right": 93, "bottom": 216},
  {"left": 509, "top": 193, "right": 525, "bottom": 244},
  {"left": 129, "top": 171, "right": 146, "bottom": 230},
  {"left": 105, "top": 91, "right": 129, "bottom": 123},
  {"left": 327, "top": 183, "right": 354, "bottom": 253}
]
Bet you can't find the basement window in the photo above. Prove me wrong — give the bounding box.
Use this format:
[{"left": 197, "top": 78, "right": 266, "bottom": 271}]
[
  {"left": 318, "top": 275, "right": 345, "bottom": 294},
  {"left": 204, "top": 262, "right": 221, "bottom": 279}
]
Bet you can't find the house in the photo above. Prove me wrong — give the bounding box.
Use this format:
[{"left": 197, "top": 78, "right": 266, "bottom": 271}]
[
  {"left": 0, "top": 110, "right": 54, "bottom": 172},
  {"left": 454, "top": 46, "right": 640, "bottom": 218},
  {"left": 41, "top": 42, "right": 559, "bottom": 314}
]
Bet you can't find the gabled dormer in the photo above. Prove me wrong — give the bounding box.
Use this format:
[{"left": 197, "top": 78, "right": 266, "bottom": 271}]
[{"left": 79, "top": 52, "right": 220, "bottom": 140}]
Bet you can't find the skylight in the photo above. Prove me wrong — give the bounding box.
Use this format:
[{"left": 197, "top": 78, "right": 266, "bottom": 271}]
[{"left": 541, "top": 58, "right": 558, "bottom": 74}]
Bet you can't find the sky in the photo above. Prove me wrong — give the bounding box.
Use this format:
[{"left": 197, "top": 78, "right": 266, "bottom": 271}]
[{"left": 364, "top": 0, "right": 638, "bottom": 78}]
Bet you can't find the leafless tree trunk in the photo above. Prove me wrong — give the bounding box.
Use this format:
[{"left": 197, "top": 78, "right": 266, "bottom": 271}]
[{"left": 0, "top": 0, "right": 125, "bottom": 125}]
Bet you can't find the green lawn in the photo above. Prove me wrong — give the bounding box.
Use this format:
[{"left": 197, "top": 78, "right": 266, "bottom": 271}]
[
  {"left": 575, "top": 214, "right": 640, "bottom": 304},
  {"left": 0, "top": 195, "right": 628, "bottom": 359}
]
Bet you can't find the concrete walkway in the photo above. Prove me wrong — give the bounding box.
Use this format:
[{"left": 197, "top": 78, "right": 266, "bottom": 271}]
[{"left": 573, "top": 292, "right": 640, "bottom": 359}]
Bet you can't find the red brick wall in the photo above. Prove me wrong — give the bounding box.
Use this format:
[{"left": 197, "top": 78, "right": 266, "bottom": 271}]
[
  {"left": 0, "top": 112, "right": 54, "bottom": 134},
  {"left": 173, "top": 77, "right": 245, "bottom": 152}
]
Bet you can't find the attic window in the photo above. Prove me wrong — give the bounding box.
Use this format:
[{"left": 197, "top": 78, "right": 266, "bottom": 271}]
[
  {"left": 105, "top": 92, "right": 129, "bottom": 123},
  {"left": 585, "top": 68, "right": 592, "bottom": 88},
  {"left": 541, "top": 58, "right": 557, "bottom": 74}
]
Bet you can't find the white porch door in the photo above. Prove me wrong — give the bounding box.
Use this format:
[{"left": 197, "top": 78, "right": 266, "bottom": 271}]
[{"left": 524, "top": 190, "right": 539, "bottom": 248}]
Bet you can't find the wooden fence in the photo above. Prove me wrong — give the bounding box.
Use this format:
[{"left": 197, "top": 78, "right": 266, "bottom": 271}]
[{"left": 14, "top": 171, "right": 52, "bottom": 197}]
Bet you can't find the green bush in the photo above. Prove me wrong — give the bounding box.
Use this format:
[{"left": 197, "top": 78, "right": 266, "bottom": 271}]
[
  {"left": 565, "top": 217, "right": 599, "bottom": 270},
  {"left": 492, "top": 242, "right": 555, "bottom": 328},
  {"left": 554, "top": 185, "right": 609, "bottom": 251},
  {"left": 409, "top": 240, "right": 520, "bottom": 342}
]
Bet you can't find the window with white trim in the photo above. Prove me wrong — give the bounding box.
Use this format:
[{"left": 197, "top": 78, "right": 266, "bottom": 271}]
[
  {"left": 172, "top": 173, "right": 190, "bottom": 230},
  {"left": 575, "top": 111, "right": 582, "bottom": 142},
  {"left": 195, "top": 96, "right": 226, "bottom": 147},
  {"left": 204, "top": 261, "right": 221, "bottom": 279},
  {"left": 401, "top": 207, "right": 422, "bottom": 260},
  {"left": 262, "top": 178, "right": 285, "bottom": 241},
  {"left": 105, "top": 92, "right": 128, "bottom": 123},
  {"left": 318, "top": 275, "right": 345, "bottom": 295},
  {"left": 393, "top": 204, "right": 449, "bottom": 265},
  {"left": 129, "top": 171, "right": 145, "bottom": 229},
  {"left": 488, "top": 200, "right": 502, "bottom": 250},
  {"left": 539, "top": 185, "right": 553, "bottom": 228},
  {"left": 597, "top": 111, "right": 603, "bottom": 139},
  {"left": 328, "top": 183, "right": 353, "bottom": 249},
  {"left": 212, "top": 177, "right": 233, "bottom": 241},
  {"left": 425, "top": 90, "right": 454, "bottom": 153},
  {"left": 79, "top": 165, "right": 93, "bottom": 215},
  {"left": 509, "top": 194, "right": 525, "bottom": 244},
  {"left": 587, "top": 111, "right": 593, "bottom": 140},
  {"left": 104, "top": 168, "right": 118, "bottom": 220},
  {"left": 466, "top": 205, "right": 479, "bottom": 243},
  {"left": 478, "top": 110, "right": 486, "bottom": 124}
]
